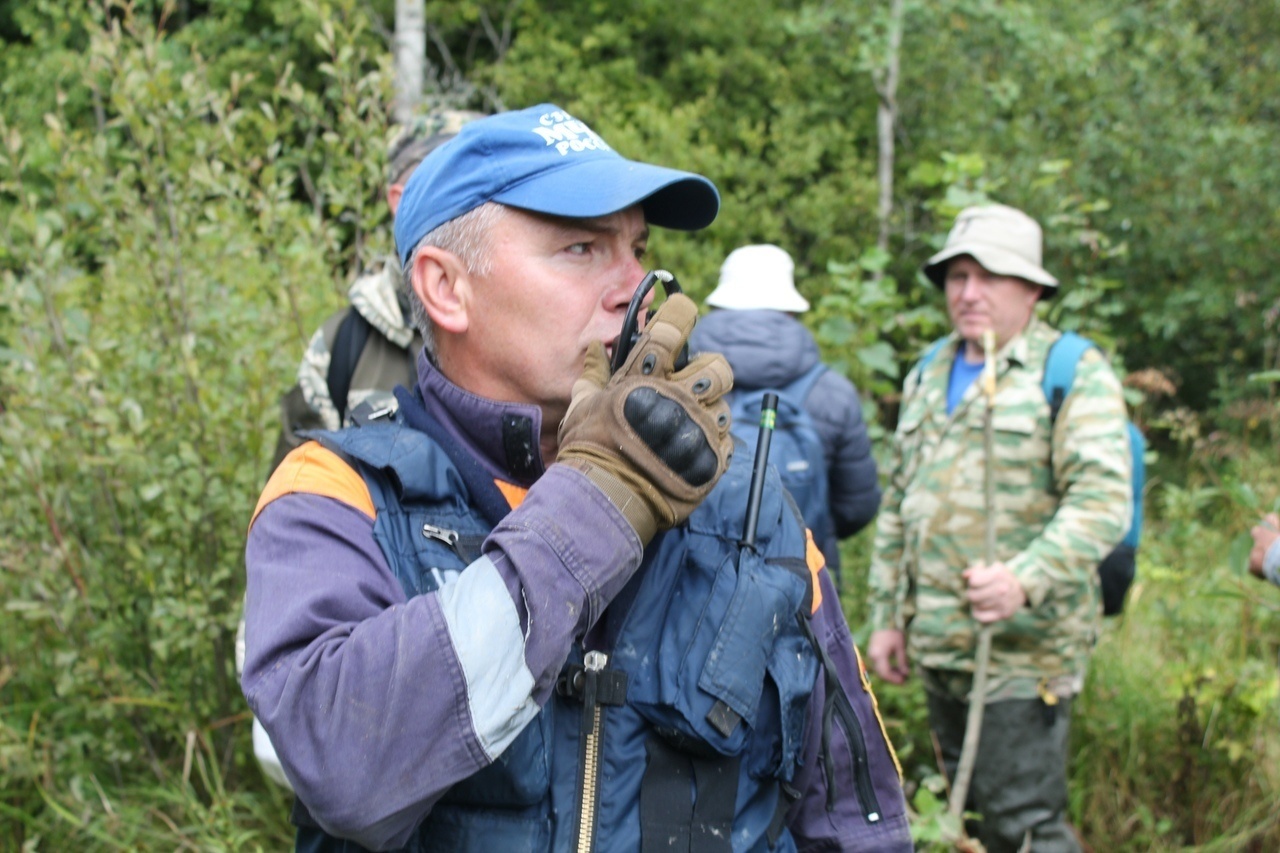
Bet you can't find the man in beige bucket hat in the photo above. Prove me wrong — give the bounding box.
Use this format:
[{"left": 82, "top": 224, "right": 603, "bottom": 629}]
[
  {"left": 922, "top": 203, "right": 1060, "bottom": 291},
  {"left": 867, "top": 204, "right": 1133, "bottom": 851}
]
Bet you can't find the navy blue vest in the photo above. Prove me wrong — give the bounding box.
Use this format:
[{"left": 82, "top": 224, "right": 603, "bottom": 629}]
[{"left": 296, "top": 403, "right": 851, "bottom": 852}]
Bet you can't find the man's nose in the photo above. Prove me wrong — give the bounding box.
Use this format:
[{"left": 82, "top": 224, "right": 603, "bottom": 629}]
[
  {"left": 606, "top": 256, "right": 650, "bottom": 312},
  {"left": 956, "top": 277, "right": 983, "bottom": 301}
]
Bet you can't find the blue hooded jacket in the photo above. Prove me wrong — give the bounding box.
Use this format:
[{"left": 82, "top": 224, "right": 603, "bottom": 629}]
[{"left": 691, "top": 309, "right": 881, "bottom": 557}]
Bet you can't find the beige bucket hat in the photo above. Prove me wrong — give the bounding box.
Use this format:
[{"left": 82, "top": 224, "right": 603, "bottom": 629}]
[
  {"left": 922, "top": 203, "right": 1059, "bottom": 296},
  {"left": 705, "top": 244, "right": 810, "bottom": 313}
]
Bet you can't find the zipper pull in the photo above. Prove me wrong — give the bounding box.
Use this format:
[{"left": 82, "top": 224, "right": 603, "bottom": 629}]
[
  {"left": 580, "top": 651, "right": 607, "bottom": 735},
  {"left": 422, "top": 523, "right": 460, "bottom": 548}
]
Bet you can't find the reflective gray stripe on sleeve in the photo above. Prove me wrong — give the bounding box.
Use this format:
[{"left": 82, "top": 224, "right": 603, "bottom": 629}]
[{"left": 437, "top": 555, "right": 539, "bottom": 760}]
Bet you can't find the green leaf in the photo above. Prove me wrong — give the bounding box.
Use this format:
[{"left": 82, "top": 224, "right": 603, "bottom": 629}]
[{"left": 855, "top": 341, "right": 900, "bottom": 380}]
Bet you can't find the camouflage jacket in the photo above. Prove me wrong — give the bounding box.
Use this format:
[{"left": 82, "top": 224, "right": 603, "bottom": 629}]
[
  {"left": 271, "top": 261, "right": 421, "bottom": 471},
  {"left": 868, "top": 317, "right": 1132, "bottom": 701},
  {"left": 297, "top": 260, "right": 419, "bottom": 429}
]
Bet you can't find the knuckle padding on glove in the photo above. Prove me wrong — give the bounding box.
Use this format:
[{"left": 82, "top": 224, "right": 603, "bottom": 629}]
[{"left": 622, "top": 387, "right": 719, "bottom": 487}]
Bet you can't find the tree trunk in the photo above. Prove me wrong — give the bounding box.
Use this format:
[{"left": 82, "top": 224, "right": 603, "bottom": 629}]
[
  {"left": 874, "top": 0, "right": 905, "bottom": 274},
  {"left": 394, "top": 0, "right": 426, "bottom": 125}
]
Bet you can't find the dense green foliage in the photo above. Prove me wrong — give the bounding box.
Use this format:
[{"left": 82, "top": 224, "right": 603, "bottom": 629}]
[{"left": 2, "top": 0, "right": 1278, "bottom": 849}]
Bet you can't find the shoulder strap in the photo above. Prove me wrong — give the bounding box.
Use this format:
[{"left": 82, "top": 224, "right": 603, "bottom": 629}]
[
  {"left": 327, "top": 308, "right": 372, "bottom": 426},
  {"left": 1123, "top": 422, "right": 1146, "bottom": 547},
  {"left": 904, "top": 336, "right": 952, "bottom": 405},
  {"left": 785, "top": 363, "right": 828, "bottom": 403},
  {"left": 1042, "top": 331, "right": 1095, "bottom": 424},
  {"left": 915, "top": 336, "right": 950, "bottom": 378}
]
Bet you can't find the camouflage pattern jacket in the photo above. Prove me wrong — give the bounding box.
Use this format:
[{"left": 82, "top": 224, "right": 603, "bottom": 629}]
[
  {"left": 868, "top": 317, "right": 1132, "bottom": 701},
  {"left": 272, "top": 261, "right": 422, "bottom": 470},
  {"left": 298, "top": 260, "right": 419, "bottom": 429}
]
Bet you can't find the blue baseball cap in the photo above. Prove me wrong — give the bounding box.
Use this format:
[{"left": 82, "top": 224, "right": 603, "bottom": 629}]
[{"left": 394, "top": 103, "right": 720, "bottom": 267}]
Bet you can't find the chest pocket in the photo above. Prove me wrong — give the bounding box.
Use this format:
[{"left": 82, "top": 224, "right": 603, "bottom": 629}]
[
  {"left": 892, "top": 407, "right": 929, "bottom": 493},
  {"left": 402, "top": 507, "right": 489, "bottom": 594},
  {"left": 895, "top": 407, "right": 943, "bottom": 529},
  {"left": 365, "top": 481, "right": 490, "bottom": 596},
  {"left": 988, "top": 410, "right": 1050, "bottom": 490},
  {"left": 620, "top": 504, "right": 818, "bottom": 784}
]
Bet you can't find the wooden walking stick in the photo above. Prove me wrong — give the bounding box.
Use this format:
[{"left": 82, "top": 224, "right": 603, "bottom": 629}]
[{"left": 948, "top": 329, "right": 999, "bottom": 822}]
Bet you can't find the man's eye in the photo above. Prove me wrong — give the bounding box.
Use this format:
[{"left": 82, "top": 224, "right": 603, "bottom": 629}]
[
  {"left": 566, "top": 242, "right": 591, "bottom": 255},
  {"left": 634, "top": 246, "right": 648, "bottom": 262}
]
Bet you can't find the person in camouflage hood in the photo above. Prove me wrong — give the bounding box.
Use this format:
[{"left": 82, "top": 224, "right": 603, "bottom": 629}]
[
  {"left": 867, "top": 203, "right": 1132, "bottom": 852},
  {"left": 272, "top": 109, "right": 485, "bottom": 469}
]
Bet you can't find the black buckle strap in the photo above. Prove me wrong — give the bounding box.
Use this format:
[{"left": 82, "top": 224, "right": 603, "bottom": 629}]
[
  {"left": 766, "top": 780, "right": 801, "bottom": 847},
  {"left": 640, "top": 738, "right": 740, "bottom": 853},
  {"left": 641, "top": 739, "right": 694, "bottom": 852}
]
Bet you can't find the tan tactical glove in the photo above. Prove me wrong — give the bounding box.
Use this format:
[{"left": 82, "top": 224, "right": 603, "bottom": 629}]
[{"left": 558, "top": 294, "right": 734, "bottom": 545}]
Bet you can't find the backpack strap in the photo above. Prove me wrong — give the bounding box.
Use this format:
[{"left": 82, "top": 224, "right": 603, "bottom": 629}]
[
  {"left": 786, "top": 363, "right": 828, "bottom": 403},
  {"left": 915, "top": 336, "right": 951, "bottom": 380},
  {"left": 640, "top": 739, "right": 738, "bottom": 853},
  {"left": 899, "top": 336, "right": 952, "bottom": 411},
  {"left": 1122, "top": 423, "right": 1145, "bottom": 548},
  {"left": 1041, "top": 331, "right": 1095, "bottom": 425},
  {"left": 327, "top": 308, "right": 372, "bottom": 426}
]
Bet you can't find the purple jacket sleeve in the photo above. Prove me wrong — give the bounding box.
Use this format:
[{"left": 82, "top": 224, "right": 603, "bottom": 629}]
[
  {"left": 787, "top": 569, "right": 913, "bottom": 852},
  {"left": 241, "top": 464, "right": 642, "bottom": 850}
]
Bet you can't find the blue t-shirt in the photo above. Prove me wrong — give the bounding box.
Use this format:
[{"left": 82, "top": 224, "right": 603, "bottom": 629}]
[{"left": 947, "top": 353, "right": 984, "bottom": 414}]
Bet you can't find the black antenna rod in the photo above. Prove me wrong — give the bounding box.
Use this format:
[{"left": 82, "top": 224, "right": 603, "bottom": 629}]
[{"left": 741, "top": 392, "right": 779, "bottom": 551}]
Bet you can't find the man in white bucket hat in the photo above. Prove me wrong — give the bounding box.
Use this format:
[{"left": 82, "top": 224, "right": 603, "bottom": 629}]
[
  {"left": 868, "top": 204, "right": 1132, "bottom": 851},
  {"left": 690, "top": 244, "right": 881, "bottom": 583}
]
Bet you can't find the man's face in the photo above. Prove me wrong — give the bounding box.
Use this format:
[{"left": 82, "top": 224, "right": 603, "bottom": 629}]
[
  {"left": 944, "top": 256, "right": 1042, "bottom": 355},
  {"left": 444, "top": 204, "right": 650, "bottom": 423}
]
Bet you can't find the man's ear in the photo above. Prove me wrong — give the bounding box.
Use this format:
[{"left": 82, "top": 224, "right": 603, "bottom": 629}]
[
  {"left": 386, "top": 183, "right": 405, "bottom": 215},
  {"left": 411, "top": 247, "right": 469, "bottom": 336},
  {"left": 1025, "top": 281, "right": 1046, "bottom": 308}
]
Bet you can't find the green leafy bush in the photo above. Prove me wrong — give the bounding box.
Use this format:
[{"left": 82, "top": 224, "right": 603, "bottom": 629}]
[{"left": 1, "top": 1, "right": 389, "bottom": 846}]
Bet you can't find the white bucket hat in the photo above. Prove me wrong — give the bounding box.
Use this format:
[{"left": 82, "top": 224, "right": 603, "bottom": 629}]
[
  {"left": 705, "top": 244, "right": 810, "bottom": 312},
  {"left": 922, "top": 204, "right": 1059, "bottom": 297}
]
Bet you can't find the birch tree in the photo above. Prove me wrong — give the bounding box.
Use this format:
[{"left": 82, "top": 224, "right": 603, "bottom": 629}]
[
  {"left": 872, "top": 0, "right": 905, "bottom": 274},
  {"left": 394, "top": 0, "right": 425, "bottom": 124}
]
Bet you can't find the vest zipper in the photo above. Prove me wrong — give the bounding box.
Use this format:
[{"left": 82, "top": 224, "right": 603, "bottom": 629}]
[
  {"left": 798, "top": 611, "right": 884, "bottom": 824},
  {"left": 828, "top": 680, "right": 882, "bottom": 823},
  {"left": 576, "top": 650, "right": 608, "bottom": 853}
]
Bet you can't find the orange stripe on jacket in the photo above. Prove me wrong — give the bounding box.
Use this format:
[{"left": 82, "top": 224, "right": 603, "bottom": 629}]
[
  {"left": 855, "top": 645, "right": 904, "bottom": 782},
  {"left": 495, "top": 480, "right": 528, "bottom": 509},
  {"left": 250, "top": 441, "right": 531, "bottom": 532},
  {"left": 804, "top": 529, "right": 824, "bottom": 615},
  {"left": 250, "top": 441, "right": 375, "bottom": 529}
]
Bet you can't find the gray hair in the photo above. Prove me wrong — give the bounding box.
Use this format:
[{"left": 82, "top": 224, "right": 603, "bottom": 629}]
[{"left": 401, "top": 202, "right": 505, "bottom": 362}]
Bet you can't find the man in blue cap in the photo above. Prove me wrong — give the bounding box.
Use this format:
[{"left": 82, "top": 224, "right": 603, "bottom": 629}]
[{"left": 241, "top": 104, "right": 910, "bottom": 852}]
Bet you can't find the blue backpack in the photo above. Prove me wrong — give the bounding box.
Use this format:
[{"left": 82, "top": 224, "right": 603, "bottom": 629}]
[
  {"left": 728, "top": 364, "right": 833, "bottom": 559},
  {"left": 919, "top": 332, "right": 1145, "bottom": 615}
]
